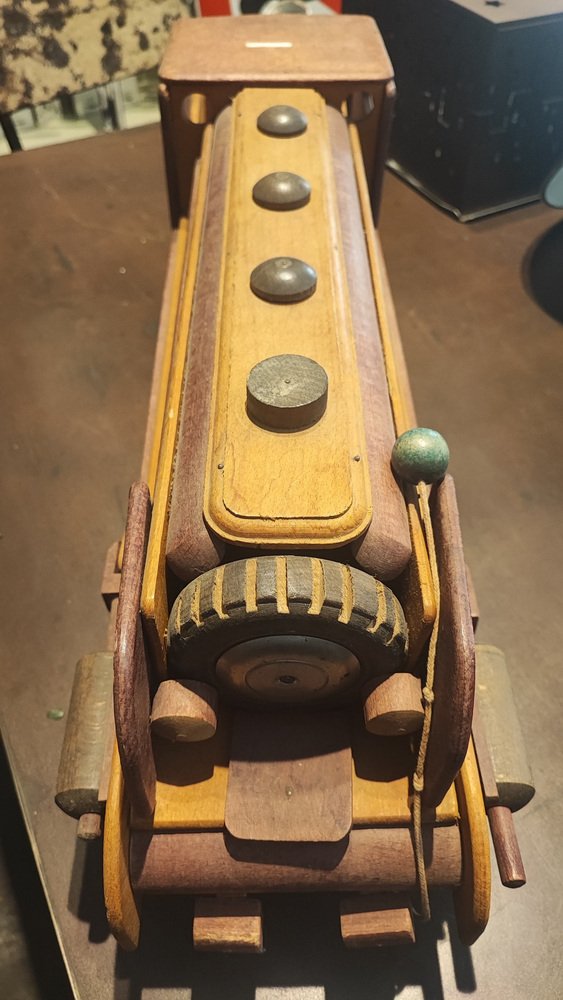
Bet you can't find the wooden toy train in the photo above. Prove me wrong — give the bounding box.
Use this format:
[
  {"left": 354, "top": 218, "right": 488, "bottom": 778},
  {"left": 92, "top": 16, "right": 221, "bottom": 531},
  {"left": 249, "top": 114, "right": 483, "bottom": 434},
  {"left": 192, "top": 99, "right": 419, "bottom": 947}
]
[{"left": 55, "top": 15, "right": 534, "bottom": 953}]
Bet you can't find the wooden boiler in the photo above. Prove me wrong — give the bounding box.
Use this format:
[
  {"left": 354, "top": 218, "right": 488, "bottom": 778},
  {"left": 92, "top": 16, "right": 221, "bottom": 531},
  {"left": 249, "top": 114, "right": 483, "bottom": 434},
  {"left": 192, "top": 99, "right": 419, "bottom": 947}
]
[{"left": 55, "top": 15, "right": 534, "bottom": 954}]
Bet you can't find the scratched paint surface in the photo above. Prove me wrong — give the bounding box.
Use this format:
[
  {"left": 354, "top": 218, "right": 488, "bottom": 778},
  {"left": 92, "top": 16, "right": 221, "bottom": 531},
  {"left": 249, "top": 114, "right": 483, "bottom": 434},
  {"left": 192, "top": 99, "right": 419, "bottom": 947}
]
[{"left": 0, "top": 1, "right": 187, "bottom": 113}]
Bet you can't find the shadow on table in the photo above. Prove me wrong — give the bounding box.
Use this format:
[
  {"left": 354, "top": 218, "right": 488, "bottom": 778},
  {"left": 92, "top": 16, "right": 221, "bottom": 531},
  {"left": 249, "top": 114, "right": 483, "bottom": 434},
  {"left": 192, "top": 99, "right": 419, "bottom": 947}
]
[
  {"left": 0, "top": 740, "right": 74, "bottom": 1000},
  {"left": 67, "top": 833, "right": 112, "bottom": 946},
  {"left": 522, "top": 218, "right": 563, "bottom": 324},
  {"left": 110, "top": 890, "right": 476, "bottom": 1000}
]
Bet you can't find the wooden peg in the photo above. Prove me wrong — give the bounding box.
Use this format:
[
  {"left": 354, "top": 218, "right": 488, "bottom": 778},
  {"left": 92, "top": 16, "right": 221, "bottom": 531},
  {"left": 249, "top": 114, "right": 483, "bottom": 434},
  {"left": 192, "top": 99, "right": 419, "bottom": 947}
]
[
  {"left": 151, "top": 680, "right": 218, "bottom": 742},
  {"left": 55, "top": 652, "right": 114, "bottom": 819},
  {"left": 488, "top": 806, "right": 526, "bottom": 889},
  {"left": 340, "top": 894, "right": 415, "bottom": 948},
  {"left": 77, "top": 812, "right": 102, "bottom": 840},
  {"left": 193, "top": 897, "right": 263, "bottom": 953},
  {"left": 472, "top": 699, "right": 527, "bottom": 888},
  {"left": 363, "top": 674, "right": 424, "bottom": 736},
  {"left": 475, "top": 645, "right": 535, "bottom": 812}
]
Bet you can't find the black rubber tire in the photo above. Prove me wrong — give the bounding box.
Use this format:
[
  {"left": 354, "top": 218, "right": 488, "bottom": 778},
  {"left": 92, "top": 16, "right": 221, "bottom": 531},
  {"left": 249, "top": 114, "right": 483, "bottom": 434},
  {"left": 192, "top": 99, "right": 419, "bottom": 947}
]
[{"left": 167, "top": 556, "right": 408, "bottom": 705}]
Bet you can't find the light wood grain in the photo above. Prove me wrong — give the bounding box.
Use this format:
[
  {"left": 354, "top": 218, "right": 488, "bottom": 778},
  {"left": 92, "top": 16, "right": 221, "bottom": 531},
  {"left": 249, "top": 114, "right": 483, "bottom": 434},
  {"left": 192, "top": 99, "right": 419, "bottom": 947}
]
[
  {"left": 131, "top": 710, "right": 231, "bottom": 831},
  {"left": 340, "top": 893, "right": 415, "bottom": 948},
  {"left": 351, "top": 719, "right": 459, "bottom": 826},
  {"left": 103, "top": 748, "right": 140, "bottom": 950},
  {"left": 454, "top": 739, "right": 491, "bottom": 946},
  {"left": 131, "top": 708, "right": 459, "bottom": 832},
  {"left": 140, "top": 220, "right": 190, "bottom": 494},
  {"left": 193, "top": 897, "right": 263, "bottom": 953},
  {"left": 130, "top": 825, "right": 462, "bottom": 894},
  {"left": 394, "top": 489, "right": 437, "bottom": 668},
  {"left": 225, "top": 710, "right": 352, "bottom": 843},
  {"left": 204, "top": 88, "right": 372, "bottom": 550}
]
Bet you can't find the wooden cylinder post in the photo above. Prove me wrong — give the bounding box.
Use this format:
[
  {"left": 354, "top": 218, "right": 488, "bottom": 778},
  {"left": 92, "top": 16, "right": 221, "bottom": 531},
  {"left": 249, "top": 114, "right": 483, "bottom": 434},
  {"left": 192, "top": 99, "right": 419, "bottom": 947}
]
[
  {"left": 475, "top": 645, "right": 535, "bottom": 812},
  {"left": 363, "top": 673, "right": 424, "bottom": 736},
  {"left": 55, "top": 652, "right": 114, "bottom": 819},
  {"left": 151, "top": 680, "right": 218, "bottom": 742}
]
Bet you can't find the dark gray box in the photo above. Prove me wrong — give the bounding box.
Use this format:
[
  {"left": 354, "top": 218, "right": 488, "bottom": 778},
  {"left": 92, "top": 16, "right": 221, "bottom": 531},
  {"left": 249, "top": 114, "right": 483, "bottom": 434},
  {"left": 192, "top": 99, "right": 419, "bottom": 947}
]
[{"left": 360, "top": 0, "right": 563, "bottom": 219}]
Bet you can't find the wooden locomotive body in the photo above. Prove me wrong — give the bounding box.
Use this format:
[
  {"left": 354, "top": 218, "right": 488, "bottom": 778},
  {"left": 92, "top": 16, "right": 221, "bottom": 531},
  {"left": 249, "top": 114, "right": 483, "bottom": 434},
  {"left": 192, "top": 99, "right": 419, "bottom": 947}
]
[{"left": 56, "top": 16, "right": 534, "bottom": 955}]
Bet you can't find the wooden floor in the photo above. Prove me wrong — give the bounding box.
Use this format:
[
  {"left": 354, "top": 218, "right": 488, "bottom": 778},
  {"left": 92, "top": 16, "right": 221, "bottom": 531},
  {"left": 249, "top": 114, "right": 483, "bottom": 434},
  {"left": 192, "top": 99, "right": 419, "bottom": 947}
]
[{"left": 0, "top": 123, "right": 561, "bottom": 1000}]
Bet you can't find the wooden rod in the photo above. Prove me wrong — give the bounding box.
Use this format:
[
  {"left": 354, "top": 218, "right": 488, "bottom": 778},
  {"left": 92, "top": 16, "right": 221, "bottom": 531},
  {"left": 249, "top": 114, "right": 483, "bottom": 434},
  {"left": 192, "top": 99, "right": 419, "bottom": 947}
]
[
  {"left": 472, "top": 702, "right": 527, "bottom": 888},
  {"left": 488, "top": 806, "right": 526, "bottom": 889},
  {"left": 77, "top": 812, "right": 102, "bottom": 840},
  {"left": 130, "top": 826, "right": 461, "bottom": 894}
]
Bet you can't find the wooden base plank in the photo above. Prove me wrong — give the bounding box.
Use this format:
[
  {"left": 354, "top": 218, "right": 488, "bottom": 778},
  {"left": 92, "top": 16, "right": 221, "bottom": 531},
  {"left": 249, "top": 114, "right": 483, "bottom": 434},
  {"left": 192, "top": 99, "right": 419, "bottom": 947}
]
[
  {"left": 131, "top": 825, "right": 462, "bottom": 894},
  {"left": 193, "top": 897, "right": 263, "bottom": 953},
  {"left": 340, "top": 893, "right": 415, "bottom": 948},
  {"left": 131, "top": 708, "right": 459, "bottom": 832}
]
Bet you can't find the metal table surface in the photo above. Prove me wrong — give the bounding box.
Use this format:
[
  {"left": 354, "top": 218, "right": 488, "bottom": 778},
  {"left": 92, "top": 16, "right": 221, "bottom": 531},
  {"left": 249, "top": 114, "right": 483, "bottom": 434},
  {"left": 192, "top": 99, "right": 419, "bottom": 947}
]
[{"left": 0, "top": 123, "right": 561, "bottom": 1000}]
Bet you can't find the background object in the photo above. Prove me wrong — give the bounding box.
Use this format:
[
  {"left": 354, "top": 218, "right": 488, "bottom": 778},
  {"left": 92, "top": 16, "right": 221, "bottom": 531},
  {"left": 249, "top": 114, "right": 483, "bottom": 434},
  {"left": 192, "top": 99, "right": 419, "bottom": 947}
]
[
  {"left": 352, "top": 0, "right": 563, "bottom": 220},
  {"left": 0, "top": 0, "right": 188, "bottom": 114},
  {"left": 0, "top": 71, "right": 161, "bottom": 155},
  {"left": 0, "top": 0, "right": 188, "bottom": 150},
  {"left": 525, "top": 218, "right": 563, "bottom": 323}
]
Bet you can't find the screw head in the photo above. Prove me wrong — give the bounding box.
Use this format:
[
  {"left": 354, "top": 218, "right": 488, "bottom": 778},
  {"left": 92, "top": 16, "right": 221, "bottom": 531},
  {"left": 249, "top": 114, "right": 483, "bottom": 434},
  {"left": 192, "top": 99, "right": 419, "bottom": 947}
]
[
  {"left": 247, "top": 354, "right": 328, "bottom": 431},
  {"left": 250, "top": 256, "right": 317, "bottom": 304},
  {"left": 252, "top": 171, "right": 311, "bottom": 211},
  {"left": 391, "top": 428, "right": 450, "bottom": 484},
  {"left": 257, "top": 105, "right": 308, "bottom": 137}
]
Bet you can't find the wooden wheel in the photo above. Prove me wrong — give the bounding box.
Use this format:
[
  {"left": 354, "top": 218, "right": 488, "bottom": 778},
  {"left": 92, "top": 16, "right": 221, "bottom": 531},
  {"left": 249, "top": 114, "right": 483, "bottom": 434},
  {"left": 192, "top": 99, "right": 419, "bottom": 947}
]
[{"left": 167, "top": 556, "right": 408, "bottom": 706}]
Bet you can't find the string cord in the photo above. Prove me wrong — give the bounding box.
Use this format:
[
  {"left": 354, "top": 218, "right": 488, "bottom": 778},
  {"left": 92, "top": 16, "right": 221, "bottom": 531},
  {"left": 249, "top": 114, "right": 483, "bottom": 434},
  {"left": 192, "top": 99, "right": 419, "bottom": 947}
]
[{"left": 411, "top": 481, "right": 441, "bottom": 921}]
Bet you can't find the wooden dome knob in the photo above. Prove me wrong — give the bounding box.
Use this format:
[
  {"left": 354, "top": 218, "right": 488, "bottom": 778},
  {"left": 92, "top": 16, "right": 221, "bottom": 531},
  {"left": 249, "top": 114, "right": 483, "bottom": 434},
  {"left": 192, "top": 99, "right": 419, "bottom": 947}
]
[
  {"left": 363, "top": 674, "right": 424, "bottom": 736},
  {"left": 151, "top": 680, "right": 218, "bottom": 742}
]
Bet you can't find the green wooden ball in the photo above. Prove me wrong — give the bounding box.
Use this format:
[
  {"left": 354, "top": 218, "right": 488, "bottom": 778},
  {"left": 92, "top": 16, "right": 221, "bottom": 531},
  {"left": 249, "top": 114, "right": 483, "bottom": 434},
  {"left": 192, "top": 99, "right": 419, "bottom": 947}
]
[{"left": 391, "top": 428, "right": 450, "bottom": 484}]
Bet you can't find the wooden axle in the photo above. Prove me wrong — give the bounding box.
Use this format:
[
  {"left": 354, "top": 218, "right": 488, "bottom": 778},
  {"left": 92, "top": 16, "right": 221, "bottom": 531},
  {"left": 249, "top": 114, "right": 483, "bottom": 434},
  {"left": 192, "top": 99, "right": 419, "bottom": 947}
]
[
  {"left": 55, "top": 652, "right": 114, "bottom": 819},
  {"left": 475, "top": 645, "right": 535, "bottom": 812},
  {"left": 130, "top": 826, "right": 462, "bottom": 895}
]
